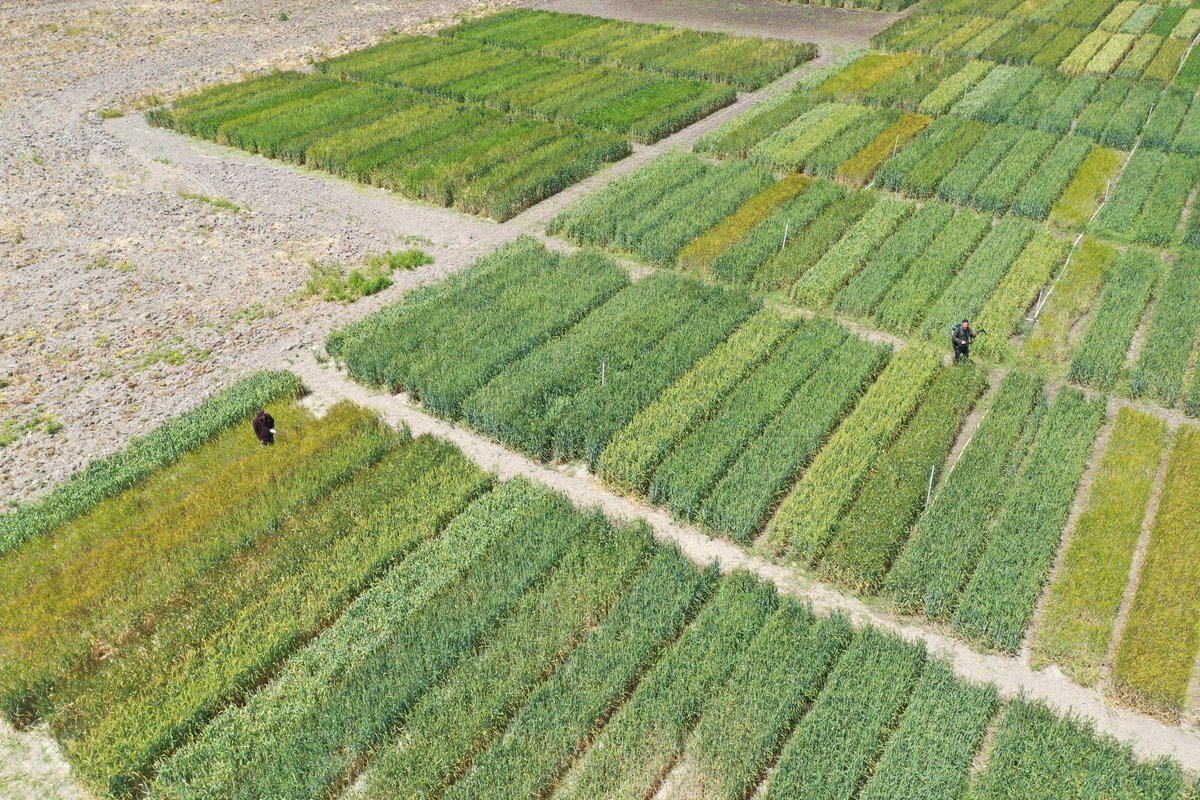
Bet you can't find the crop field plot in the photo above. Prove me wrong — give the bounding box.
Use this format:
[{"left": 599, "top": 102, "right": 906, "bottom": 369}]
[
  {"left": 145, "top": 13, "right": 812, "bottom": 220},
  {"left": 443, "top": 9, "right": 816, "bottom": 91},
  {"left": 550, "top": 153, "right": 1078, "bottom": 345},
  {"left": 3, "top": 371, "right": 1192, "bottom": 798}
]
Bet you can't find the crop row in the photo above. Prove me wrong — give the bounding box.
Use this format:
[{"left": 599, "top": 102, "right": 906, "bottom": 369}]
[
  {"left": 699, "top": 61, "right": 1136, "bottom": 216},
  {"left": 764, "top": 346, "right": 943, "bottom": 560},
  {"left": 875, "top": 4, "right": 1197, "bottom": 79},
  {"left": 0, "top": 369, "right": 302, "bottom": 557},
  {"left": 1143, "top": 88, "right": 1200, "bottom": 156},
  {"left": 444, "top": 8, "right": 815, "bottom": 90},
  {"left": 0, "top": 400, "right": 394, "bottom": 726},
  {"left": 819, "top": 363, "right": 987, "bottom": 592},
  {"left": 548, "top": 151, "right": 776, "bottom": 267},
  {"left": 149, "top": 72, "right": 628, "bottom": 220},
  {"left": 60, "top": 434, "right": 490, "bottom": 796},
  {"left": 874, "top": 115, "right": 1095, "bottom": 218},
  {"left": 1112, "top": 426, "right": 1200, "bottom": 720},
  {"left": 1067, "top": 247, "right": 1160, "bottom": 389},
  {"left": 7, "top": 384, "right": 1197, "bottom": 795},
  {"left": 877, "top": 15, "right": 1093, "bottom": 69},
  {"left": 327, "top": 237, "right": 631, "bottom": 415},
  {"left": 461, "top": 274, "right": 757, "bottom": 462},
  {"left": 1031, "top": 407, "right": 1167, "bottom": 686},
  {"left": 925, "top": 0, "right": 1124, "bottom": 29},
  {"left": 1128, "top": 249, "right": 1200, "bottom": 407},
  {"left": 886, "top": 370, "right": 1045, "bottom": 619},
  {"left": 1023, "top": 236, "right": 1118, "bottom": 365},
  {"left": 1093, "top": 148, "right": 1200, "bottom": 248},
  {"left": 315, "top": 34, "right": 735, "bottom": 143},
  {"left": 550, "top": 155, "right": 1081, "bottom": 353},
  {"left": 952, "top": 386, "right": 1105, "bottom": 652},
  {"left": 151, "top": 478, "right": 607, "bottom": 798}
]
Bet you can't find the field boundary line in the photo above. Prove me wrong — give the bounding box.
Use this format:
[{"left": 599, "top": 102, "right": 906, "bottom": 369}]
[{"left": 289, "top": 352, "right": 1200, "bottom": 773}]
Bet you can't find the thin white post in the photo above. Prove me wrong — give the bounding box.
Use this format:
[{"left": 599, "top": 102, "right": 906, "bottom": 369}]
[{"left": 926, "top": 463, "right": 936, "bottom": 509}]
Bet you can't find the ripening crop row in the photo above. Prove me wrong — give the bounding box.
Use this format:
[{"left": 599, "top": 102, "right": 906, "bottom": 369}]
[
  {"left": 1112, "top": 427, "right": 1200, "bottom": 720},
  {"left": 151, "top": 479, "right": 589, "bottom": 799},
  {"left": 952, "top": 386, "right": 1105, "bottom": 652},
  {"left": 443, "top": 8, "right": 816, "bottom": 90},
  {"left": 316, "top": 35, "right": 735, "bottom": 143},
  {"left": 149, "top": 71, "right": 628, "bottom": 220},
  {"left": 1023, "top": 236, "right": 1117, "bottom": 365},
  {"left": 1049, "top": 144, "right": 1122, "bottom": 229},
  {"left": 0, "top": 370, "right": 302, "bottom": 557},
  {"left": 713, "top": 180, "right": 847, "bottom": 284},
  {"left": 1031, "top": 407, "right": 1166, "bottom": 686},
  {"left": 971, "top": 229, "right": 1073, "bottom": 358},
  {"left": 764, "top": 346, "right": 943, "bottom": 561},
  {"left": 13, "top": 392, "right": 1200, "bottom": 796},
  {"left": 875, "top": 116, "right": 1065, "bottom": 217},
  {"left": 0, "top": 400, "right": 393, "bottom": 725},
  {"left": 876, "top": 14, "right": 1094, "bottom": 69},
  {"left": 62, "top": 434, "right": 490, "bottom": 797}
]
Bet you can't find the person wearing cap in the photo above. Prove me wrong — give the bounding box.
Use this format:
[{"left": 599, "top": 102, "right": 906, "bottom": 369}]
[
  {"left": 252, "top": 408, "right": 276, "bottom": 446},
  {"left": 951, "top": 319, "right": 976, "bottom": 362}
]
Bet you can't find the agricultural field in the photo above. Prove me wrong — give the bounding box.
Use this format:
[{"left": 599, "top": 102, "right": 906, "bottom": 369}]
[
  {"left": 145, "top": 12, "right": 813, "bottom": 220},
  {"left": 13, "top": 0, "right": 1200, "bottom": 796},
  {"left": 1, "top": 373, "right": 1194, "bottom": 799},
  {"left": 326, "top": 240, "right": 1149, "bottom": 663}
]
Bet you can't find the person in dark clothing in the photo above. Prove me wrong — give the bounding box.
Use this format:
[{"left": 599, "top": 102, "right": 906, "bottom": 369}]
[
  {"left": 951, "top": 319, "right": 976, "bottom": 362},
  {"left": 252, "top": 408, "right": 275, "bottom": 446}
]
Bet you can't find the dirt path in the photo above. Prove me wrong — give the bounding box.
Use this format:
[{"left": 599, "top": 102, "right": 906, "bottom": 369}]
[
  {"left": 0, "top": 721, "right": 87, "bottom": 800},
  {"left": 293, "top": 353, "right": 1200, "bottom": 774},
  {"left": 535, "top": 0, "right": 903, "bottom": 51}
]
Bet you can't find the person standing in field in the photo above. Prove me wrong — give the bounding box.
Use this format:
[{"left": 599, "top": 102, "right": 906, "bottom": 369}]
[
  {"left": 951, "top": 319, "right": 976, "bottom": 363},
  {"left": 252, "top": 408, "right": 276, "bottom": 446}
]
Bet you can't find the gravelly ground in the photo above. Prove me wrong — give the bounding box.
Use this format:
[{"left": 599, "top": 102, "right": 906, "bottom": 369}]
[{"left": 0, "top": 0, "right": 521, "bottom": 506}]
